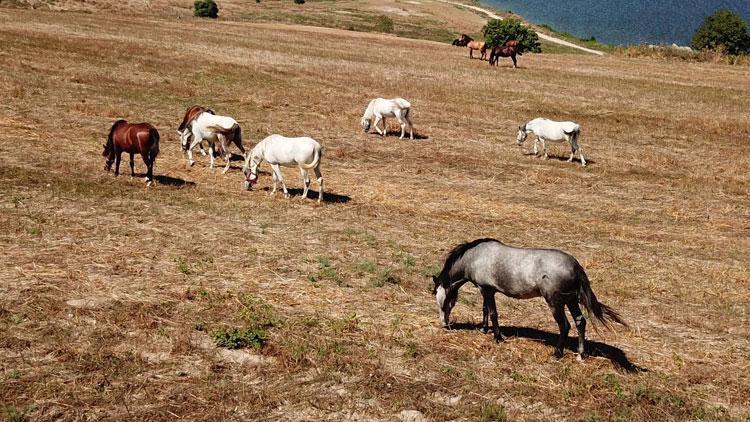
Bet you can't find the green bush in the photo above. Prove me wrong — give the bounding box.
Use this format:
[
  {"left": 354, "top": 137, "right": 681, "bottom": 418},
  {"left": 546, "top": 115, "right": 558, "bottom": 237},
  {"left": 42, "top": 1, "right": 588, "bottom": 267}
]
[
  {"left": 691, "top": 9, "right": 750, "bottom": 55},
  {"left": 194, "top": 0, "right": 218, "bottom": 18},
  {"left": 211, "top": 327, "right": 266, "bottom": 350},
  {"left": 375, "top": 15, "right": 394, "bottom": 33},
  {"left": 482, "top": 18, "right": 541, "bottom": 53},
  {"left": 293, "top": 0, "right": 305, "bottom": 4}
]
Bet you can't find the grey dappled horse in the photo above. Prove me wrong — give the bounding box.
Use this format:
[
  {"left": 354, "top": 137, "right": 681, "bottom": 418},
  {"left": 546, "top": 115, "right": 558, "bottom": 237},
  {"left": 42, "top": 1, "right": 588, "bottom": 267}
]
[{"left": 432, "top": 238, "right": 627, "bottom": 358}]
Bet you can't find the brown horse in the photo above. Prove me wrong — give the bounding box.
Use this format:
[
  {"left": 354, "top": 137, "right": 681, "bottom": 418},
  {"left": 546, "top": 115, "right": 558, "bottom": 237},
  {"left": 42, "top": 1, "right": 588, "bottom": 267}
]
[
  {"left": 467, "top": 40, "right": 487, "bottom": 60},
  {"left": 178, "top": 105, "right": 215, "bottom": 156},
  {"left": 489, "top": 40, "right": 521, "bottom": 68},
  {"left": 103, "top": 120, "right": 160, "bottom": 185}
]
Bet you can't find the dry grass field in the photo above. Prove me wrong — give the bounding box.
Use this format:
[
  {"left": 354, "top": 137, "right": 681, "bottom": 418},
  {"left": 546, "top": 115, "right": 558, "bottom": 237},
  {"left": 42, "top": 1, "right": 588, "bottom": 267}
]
[{"left": 1, "top": 3, "right": 749, "bottom": 421}]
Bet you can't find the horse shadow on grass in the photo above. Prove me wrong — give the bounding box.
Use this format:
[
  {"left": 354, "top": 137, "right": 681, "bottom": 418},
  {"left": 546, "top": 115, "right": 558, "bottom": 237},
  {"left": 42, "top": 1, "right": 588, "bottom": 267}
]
[
  {"left": 450, "top": 322, "right": 643, "bottom": 373},
  {"left": 522, "top": 153, "right": 595, "bottom": 166},
  {"left": 258, "top": 187, "right": 351, "bottom": 203},
  {"left": 377, "top": 131, "right": 429, "bottom": 141},
  {"left": 154, "top": 174, "right": 196, "bottom": 187}
]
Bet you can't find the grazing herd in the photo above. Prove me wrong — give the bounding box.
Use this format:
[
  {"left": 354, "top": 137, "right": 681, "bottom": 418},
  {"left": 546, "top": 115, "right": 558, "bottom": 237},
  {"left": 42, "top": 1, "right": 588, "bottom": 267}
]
[
  {"left": 97, "top": 37, "right": 622, "bottom": 360},
  {"left": 453, "top": 34, "right": 522, "bottom": 68}
]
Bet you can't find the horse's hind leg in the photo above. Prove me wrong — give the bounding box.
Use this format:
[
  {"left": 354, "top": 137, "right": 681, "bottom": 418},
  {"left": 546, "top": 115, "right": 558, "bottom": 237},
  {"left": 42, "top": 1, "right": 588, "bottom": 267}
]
[
  {"left": 548, "top": 299, "right": 571, "bottom": 358},
  {"left": 141, "top": 152, "right": 153, "bottom": 185},
  {"left": 129, "top": 152, "right": 135, "bottom": 176},
  {"left": 299, "top": 167, "right": 310, "bottom": 199},
  {"left": 219, "top": 136, "right": 231, "bottom": 174},
  {"left": 567, "top": 300, "right": 587, "bottom": 356},
  {"left": 511, "top": 54, "right": 517, "bottom": 68},
  {"left": 314, "top": 165, "right": 323, "bottom": 203}
]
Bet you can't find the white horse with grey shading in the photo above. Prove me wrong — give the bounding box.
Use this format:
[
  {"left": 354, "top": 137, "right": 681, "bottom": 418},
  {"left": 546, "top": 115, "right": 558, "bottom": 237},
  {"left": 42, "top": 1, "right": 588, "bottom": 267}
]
[
  {"left": 361, "top": 97, "right": 414, "bottom": 140},
  {"left": 180, "top": 112, "right": 246, "bottom": 173},
  {"left": 243, "top": 135, "right": 324, "bottom": 202},
  {"left": 433, "top": 238, "right": 627, "bottom": 358},
  {"left": 517, "top": 118, "right": 586, "bottom": 166}
]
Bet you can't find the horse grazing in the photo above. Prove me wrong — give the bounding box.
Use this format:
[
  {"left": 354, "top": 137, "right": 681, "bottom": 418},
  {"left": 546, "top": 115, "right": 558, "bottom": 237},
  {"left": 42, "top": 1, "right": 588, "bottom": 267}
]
[
  {"left": 180, "top": 112, "right": 246, "bottom": 173},
  {"left": 467, "top": 40, "right": 487, "bottom": 60},
  {"left": 517, "top": 118, "right": 586, "bottom": 166},
  {"left": 452, "top": 34, "right": 473, "bottom": 46},
  {"left": 432, "top": 239, "right": 627, "bottom": 358},
  {"left": 243, "top": 135, "right": 324, "bottom": 202},
  {"left": 177, "top": 105, "right": 215, "bottom": 157},
  {"left": 361, "top": 98, "right": 414, "bottom": 140},
  {"left": 103, "top": 120, "right": 160, "bottom": 186},
  {"left": 489, "top": 40, "right": 521, "bottom": 68}
]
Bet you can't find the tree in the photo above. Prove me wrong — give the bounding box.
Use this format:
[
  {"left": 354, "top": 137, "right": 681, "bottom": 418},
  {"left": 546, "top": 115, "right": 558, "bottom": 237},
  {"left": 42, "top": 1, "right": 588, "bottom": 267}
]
[
  {"left": 691, "top": 9, "right": 750, "bottom": 55},
  {"left": 482, "top": 18, "right": 541, "bottom": 53},
  {"left": 194, "top": 0, "right": 219, "bottom": 18}
]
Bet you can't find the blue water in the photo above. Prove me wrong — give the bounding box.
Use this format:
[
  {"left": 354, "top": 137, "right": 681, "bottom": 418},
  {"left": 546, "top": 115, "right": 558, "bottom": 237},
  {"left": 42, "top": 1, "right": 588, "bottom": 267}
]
[{"left": 482, "top": 0, "right": 750, "bottom": 46}]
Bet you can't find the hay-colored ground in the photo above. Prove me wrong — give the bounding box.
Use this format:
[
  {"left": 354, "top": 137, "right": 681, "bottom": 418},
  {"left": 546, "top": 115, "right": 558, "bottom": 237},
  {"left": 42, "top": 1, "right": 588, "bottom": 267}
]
[{"left": 0, "top": 5, "right": 749, "bottom": 421}]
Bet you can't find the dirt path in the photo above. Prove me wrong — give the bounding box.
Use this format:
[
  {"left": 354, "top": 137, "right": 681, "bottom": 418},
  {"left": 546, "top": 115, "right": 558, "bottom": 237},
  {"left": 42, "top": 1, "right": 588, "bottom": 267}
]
[{"left": 437, "top": 0, "right": 606, "bottom": 55}]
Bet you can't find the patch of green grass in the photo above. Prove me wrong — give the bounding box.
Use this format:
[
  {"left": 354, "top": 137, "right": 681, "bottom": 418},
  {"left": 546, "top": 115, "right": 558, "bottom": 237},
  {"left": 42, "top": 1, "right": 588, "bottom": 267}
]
[
  {"left": 374, "top": 15, "right": 394, "bottom": 33},
  {"left": 402, "top": 254, "right": 416, "bottom": 273},
  {"left": 3, "top": 404, "right": 31, "bottom": 422},
  {"left": 369, "top": 269, "right": 400, "bottom": 287},
  {"left": 480, "top": 403, "right": 508, "bottom": 422},
  {"left": 318, "top": 256, "right": 346, "bottom": 287},
  {"left": 211, "top": 326, "right": 267, "bottom": 350},
  {"left": 240, "top": 294, "right": 281, "bottom": 329},
  {"left": 356, "top": 259, "right": 377, "bottom": 275},
  {"left": 175, "top": 257, "right": 191, "bottom": 275}
]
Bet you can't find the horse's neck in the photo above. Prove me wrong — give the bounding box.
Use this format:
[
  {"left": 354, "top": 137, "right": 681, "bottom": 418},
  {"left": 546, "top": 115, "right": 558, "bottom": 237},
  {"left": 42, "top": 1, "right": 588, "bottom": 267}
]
[{"left": 363, "top": 100, "right": 376, "bottom": 119}]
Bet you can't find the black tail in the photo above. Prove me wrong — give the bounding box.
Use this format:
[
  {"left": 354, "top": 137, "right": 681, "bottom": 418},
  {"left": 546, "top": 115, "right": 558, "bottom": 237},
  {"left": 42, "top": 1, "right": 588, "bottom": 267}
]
[
  {"left": 577, "top": 267, "right": 627, "bottom": 329},
  {"left": 149, "top": 127, "right": 160, "bottom": 161}
]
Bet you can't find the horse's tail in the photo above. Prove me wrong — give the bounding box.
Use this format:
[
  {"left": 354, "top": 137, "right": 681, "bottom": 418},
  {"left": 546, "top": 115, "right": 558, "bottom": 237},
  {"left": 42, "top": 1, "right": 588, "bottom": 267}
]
[
  {"left": 577, "top": 266, "right": 627, "bottom": 329},
  {"left": 231, "top": 123, "right": 243, "bottom": 152},
  {"left": 564, "top": 127, "right": 581, "bottom": 151},
  {"left": 149, "top": 127, "right": 160, "bottom": 161},
  {"left": 299, "top": 144, "right": 322, "bottom": 170}
]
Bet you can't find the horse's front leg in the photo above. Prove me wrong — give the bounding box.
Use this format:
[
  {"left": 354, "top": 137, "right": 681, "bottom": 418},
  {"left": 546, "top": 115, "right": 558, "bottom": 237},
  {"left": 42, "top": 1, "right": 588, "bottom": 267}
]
[
  {"left": 271, "top": 164, "right": 288, "bottom": 197},
  {"left": 484, "top": 290, "right": 503, "bottom": 342},
  {"left": 187, "top": 137, "right": 203, "bottom": 166},
  {"left": 129, "top": 152, "right": 135, "bottom": 176},
  {"left": 114, "top": 149, "right": 122, "bottom": 176}
]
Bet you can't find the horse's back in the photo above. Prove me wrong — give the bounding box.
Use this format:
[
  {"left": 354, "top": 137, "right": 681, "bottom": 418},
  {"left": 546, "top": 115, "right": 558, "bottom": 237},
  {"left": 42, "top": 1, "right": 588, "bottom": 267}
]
[
  {"left": 262, "top": 134, "right": 320, "bottom": 166},
  {"left": 465, "top": 241, "right": 580, "bottom": 298}
]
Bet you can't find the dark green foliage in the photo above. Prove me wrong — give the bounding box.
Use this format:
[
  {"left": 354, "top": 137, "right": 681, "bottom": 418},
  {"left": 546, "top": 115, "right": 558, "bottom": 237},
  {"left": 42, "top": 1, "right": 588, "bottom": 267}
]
[
  {"left": 211, "top": 327, "right": 266, "bottom": 350},
  {"left": 482, "top": 18, "right": 541, "bottom": 53},
  {"left": 691, "top": 9, "right": 750, "bottom": 55},
  {"left": 293, "top": 0, "right": 305, "bottom": 4},
  {"left": 375, "top": 15, "right": 394, "bottom": 33},
  {"left": 194, "top": 0, "right": 218, "bottom": 18}
]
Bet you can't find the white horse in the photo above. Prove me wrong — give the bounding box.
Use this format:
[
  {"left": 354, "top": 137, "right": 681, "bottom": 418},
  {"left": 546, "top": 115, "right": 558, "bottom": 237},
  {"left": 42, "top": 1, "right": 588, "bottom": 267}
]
[
  {"left": 180, "top": 113, "right": 246, "bottom": 173},
  {"left": 243, "top": 135, "right": 324, "bottom": 202},
  {"left": 517, "top": 118, "right": 586, "bottom": 166},
  {"left": 361, "top": 98, "right": 414, "bottom": 140}
]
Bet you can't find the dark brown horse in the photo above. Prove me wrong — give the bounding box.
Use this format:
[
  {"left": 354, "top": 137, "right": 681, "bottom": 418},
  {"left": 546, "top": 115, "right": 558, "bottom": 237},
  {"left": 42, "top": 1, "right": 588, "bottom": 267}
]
[
  {"left": 103, "top": 120, "right": 160, "bottom": 185},
  {"left": 489, "top": 40, "right": 521, "bottom": 68},
  {"left": 452, "top": 34, "right": 473, "bottom": 47}
]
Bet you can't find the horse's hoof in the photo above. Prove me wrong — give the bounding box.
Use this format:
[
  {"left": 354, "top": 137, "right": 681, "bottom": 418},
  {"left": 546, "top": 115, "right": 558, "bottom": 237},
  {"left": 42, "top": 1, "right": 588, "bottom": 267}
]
[
  {"left": 189, "top": 161, "right": 195, "bottom": 167},
  {"left": 146, "top": 181, "right": 153, "bottom": 187},
  {"left": 552, "top": 350, "right": 564, "bottom": 360},
  {"left": 480, "top": 327, "right": 489, "bottom": 335}
]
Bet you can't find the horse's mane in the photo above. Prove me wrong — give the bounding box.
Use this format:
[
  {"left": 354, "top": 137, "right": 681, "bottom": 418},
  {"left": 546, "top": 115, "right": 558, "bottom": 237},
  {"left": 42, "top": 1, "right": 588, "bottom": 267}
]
[
  {"left": 363, "top": 99, "right": 377, "bottom": 120},
  {"left": 437, "top": 238, "right": 499, "bottom": 287},
  {"left": 178, "top": 105, "right": 215, "bottom": 131},
  {"left": 104, "top": 119, "right": 127, "bottom": 155}
]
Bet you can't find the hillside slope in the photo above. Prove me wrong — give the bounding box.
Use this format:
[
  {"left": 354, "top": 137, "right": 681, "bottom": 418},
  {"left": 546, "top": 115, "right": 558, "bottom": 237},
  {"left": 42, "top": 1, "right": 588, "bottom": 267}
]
[{"left": 1, "top": 8, "right": 749, "bottom": 421}]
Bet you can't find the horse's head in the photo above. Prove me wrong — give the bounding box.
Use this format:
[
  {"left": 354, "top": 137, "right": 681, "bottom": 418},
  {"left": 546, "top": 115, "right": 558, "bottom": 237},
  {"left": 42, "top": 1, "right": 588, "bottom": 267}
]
[
  {"left": 433, "top": 275, "right": 457, "bottom": 329},
  {"left": 102, "top": 143, "right": 114, "bottom": 171},
  {"left": 243, "top": 153, "right": 261, "bottom": 190},
  {"left": 516, "top": 124, "right": 528, "bottom": 145},
  {"left": 361, "top": 117, "right": 371, "bottom": 132}
]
